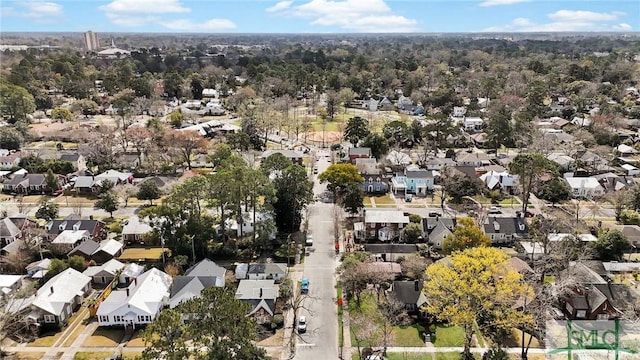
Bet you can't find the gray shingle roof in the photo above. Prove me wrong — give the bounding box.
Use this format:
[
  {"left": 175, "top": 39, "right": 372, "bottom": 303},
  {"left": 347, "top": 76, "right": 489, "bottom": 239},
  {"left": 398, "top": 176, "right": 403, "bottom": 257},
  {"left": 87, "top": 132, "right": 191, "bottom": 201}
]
[{"left": 364, "top": 244, "right": 418, "bottom": 254}]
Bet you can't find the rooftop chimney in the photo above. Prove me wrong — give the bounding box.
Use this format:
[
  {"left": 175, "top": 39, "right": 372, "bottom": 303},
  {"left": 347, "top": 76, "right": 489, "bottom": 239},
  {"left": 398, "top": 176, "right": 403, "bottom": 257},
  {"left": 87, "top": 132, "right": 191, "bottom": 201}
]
[
  {"left": 259, "top": 288, "right": 263, "bottom": 298},
  {"left": 133, "top": 278, "right": 137, "bottom": 286},
  {"left": 126, "top": 288, "right": 130, "bottom": 297},
  {"left": 414, "top": 280, "right": 419, "bottom": 292},
  {"left": 50, "top": 286, "right": 54, "bottom": 294}
]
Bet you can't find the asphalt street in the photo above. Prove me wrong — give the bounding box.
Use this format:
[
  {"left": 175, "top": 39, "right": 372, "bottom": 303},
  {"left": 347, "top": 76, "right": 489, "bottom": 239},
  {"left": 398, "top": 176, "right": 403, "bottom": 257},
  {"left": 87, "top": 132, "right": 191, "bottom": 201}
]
[{"left": 294, "top": 149, "right": 340, "bottom": 360}]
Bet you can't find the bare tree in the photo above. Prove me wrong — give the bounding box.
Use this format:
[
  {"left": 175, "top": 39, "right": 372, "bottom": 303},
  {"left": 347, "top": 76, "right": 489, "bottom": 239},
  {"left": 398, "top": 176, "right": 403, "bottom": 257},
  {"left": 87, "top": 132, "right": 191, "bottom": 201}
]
[
  {"left": 0, "top": 283, "right": 38, "bottom": 350},
  {"left": 350, "top": 314, "right": 378, "bottom": 360},
  {"left": 116, "top": 183, "right": 137, "bottom": 208}
]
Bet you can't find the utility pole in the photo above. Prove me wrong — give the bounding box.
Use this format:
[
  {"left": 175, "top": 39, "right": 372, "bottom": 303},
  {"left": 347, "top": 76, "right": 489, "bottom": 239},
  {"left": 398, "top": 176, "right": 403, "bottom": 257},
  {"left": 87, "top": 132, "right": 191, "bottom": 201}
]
[{"left": 190, "top": 235, "right": 196, "bottom": 265}]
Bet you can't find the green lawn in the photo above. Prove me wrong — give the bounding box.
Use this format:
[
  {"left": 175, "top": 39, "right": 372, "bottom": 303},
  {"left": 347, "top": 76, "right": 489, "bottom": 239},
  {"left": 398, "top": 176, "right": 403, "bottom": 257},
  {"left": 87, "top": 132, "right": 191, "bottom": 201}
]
[
  {"left": 371, "top": 194, "right": 396, "bottom": 205},
  {"left": 499, "top": 197, "right": 521, "bottom": 206},
  {"left": 434, "top": 324, "right": 465, "bottom": 347},
  {"left": 472, "top": 195, "right": 492, "bottom": 204},
  {"left": 363, "top": 197, "right": 373, "bottom": 207},
  {"left": 393, "top": 323, "right": 426, "bottom": 347},
  {"left": 312, "top": 120, "right": 341, "bottom": 132}
]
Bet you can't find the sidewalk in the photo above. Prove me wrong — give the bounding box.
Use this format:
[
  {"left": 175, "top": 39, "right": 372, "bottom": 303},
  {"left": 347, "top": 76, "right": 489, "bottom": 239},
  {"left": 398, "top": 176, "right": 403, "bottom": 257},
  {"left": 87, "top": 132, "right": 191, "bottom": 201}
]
[{"left": 281, "top": 265, "right": 303, "bottom": 360}]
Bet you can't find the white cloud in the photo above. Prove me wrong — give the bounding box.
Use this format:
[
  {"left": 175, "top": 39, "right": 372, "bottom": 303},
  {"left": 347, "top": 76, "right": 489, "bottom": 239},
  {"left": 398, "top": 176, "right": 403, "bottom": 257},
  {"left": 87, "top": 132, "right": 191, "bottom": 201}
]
[
  {"left": 479, "top": 0, "right": 530, "bottom": 7},
  {"left": 266, "top": 1, "right": 293, "bottom": 13},
  {"left": 613, "top": 23, "right": 632, "bottom": 31},
  {"left": 483, "top": 9, "right": 630, "bottom": 32},
  {"left": 104, "top": 12, "right": 160, "bottom": 27},
  {"left": 547, "top": 10, "right": 624, "bottom": 22},
  {"left": 268, "top": 0, "right": 418, "bottom": 32},
  {"left": 100, "top": 0, "right": 190, "bottom": 14},
  {"left": 162, "top": 18, "right": 237, "bottom": 31},
  {"left": 15, "top": 1, "right": 62, "bottom": 18}
]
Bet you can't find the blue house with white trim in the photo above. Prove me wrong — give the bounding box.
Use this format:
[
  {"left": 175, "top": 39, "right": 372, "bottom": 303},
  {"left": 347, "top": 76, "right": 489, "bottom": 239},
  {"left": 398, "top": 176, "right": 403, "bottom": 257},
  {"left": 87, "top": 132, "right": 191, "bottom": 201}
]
[{"left": 391, "top": 169, "right": 434, "bottom": 197}]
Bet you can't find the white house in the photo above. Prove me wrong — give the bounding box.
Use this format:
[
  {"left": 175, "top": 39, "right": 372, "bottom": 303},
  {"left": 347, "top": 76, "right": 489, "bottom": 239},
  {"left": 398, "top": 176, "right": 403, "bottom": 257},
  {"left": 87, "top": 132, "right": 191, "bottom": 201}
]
[
  {"left": 119, "top": 263, "right": 145, "bottom": 285},
  {"left": 83, "top": 259, "right": 125, "bottom": 285},
  {"left": 621, "top": 164, "right": 640, "bottom": 176},
  {"left": 462, "top": 117, "right": 483, "bottom": 132},
  {"left": 564, "top": 177, "right": 605, "bottom": 198},
  {"left": 453, "top": 106, "right": 466, "bottom": 117},
  {"left": 547, "top": 233, "right": 598, "bottom": 243},
  {"left": 25, "top": 258, "right": 51, "bottom": 279},
  {"left": 0, "top": 274, "right": 23, "bottom": 298},
  {"left": 51, "top": 229, "right": 90, "bottom": 252},
  {"left": 96, "top": 268, "right": 172, "bottom": 329},
  {"left": 246, "top": 263, "right": 288, "bottom": 282},
  {"left": 479, "top": 170, "right": 518, "bottom": 191},
  {"left": 616, "top": 144, "right": 637, "bottom": 157},
  {"left": 30, "top": 269, "right": 91, "bottom": 327}
]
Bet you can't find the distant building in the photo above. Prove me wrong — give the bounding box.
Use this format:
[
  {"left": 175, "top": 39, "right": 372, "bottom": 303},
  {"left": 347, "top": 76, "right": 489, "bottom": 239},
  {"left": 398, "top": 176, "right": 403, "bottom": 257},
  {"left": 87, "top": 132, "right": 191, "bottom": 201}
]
[
  {"left": 83, "top": 31, "right": 100, "bottom": 51},
  {"left": 97, "top": 39, "right": 130, "bottom": 59}
]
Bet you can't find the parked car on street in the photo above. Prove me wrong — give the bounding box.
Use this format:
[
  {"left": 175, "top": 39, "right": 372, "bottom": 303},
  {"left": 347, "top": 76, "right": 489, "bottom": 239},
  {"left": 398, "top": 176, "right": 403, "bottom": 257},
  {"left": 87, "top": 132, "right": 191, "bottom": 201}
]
[
  {"left": 301, "top": 278, "right": 309, "bottom": 293},
  {"left": 298, "top": 316, "right": 307, "bottom": 333}
]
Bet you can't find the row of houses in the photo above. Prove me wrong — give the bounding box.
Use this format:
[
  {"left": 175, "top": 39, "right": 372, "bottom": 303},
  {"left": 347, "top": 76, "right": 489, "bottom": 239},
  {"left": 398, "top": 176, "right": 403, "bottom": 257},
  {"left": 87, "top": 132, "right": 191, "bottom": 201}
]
[
  {"left": 354, "top": 209, "right": 529, "bottom": 246},
  {"left": 3, "top": 258, "right": 289, "bottom": 331}
]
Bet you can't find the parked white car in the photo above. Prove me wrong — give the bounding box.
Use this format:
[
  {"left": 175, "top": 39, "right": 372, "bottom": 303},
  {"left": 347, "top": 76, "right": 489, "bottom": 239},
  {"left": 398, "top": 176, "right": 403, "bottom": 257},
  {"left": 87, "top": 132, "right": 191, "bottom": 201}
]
[{"left": 298, "top": 316, "right": 307, "bottom": 333}]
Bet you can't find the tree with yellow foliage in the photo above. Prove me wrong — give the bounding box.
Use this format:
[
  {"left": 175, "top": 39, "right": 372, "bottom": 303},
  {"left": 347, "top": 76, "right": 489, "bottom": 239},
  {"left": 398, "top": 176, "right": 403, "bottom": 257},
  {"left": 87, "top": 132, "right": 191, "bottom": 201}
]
[
  {"left": 423, "top": 247, "right": 533, "bottom": 360},
  {"left": 442, "top": 217, "right": 491, "bottom": 254}
]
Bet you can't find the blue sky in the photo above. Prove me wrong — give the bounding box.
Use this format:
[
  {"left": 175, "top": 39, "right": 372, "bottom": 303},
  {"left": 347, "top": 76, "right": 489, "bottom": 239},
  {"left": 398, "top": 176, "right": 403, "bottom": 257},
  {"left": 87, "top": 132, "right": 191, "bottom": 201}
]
[{"left": 0, "top": 0, "right": 638, "bottom": 33}]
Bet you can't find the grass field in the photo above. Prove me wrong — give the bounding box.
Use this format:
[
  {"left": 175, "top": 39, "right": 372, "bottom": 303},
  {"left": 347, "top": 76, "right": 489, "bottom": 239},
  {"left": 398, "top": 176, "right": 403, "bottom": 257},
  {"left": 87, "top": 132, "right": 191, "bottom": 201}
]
[
  {"left": 13, "top": 352, "right": 46, "bottom": 359},
  {"left": 83, "top": 328, "right": 123, "bottom": 347},
  {"left": 118, "top": 247, "right": 167, "bottom": 261},
  {"left": 74, "top": 352, "right": 142, "bottom": 360},
  {"left": 127, "top": 330, "right": 146, "bottom": 347},
  {"left": 26, "top": 331, "right": 58, "bottom": 347},
  {"left": 393, "top": 323, "right": 427, "bottom": 347},
  {"left": 370, "top": 194, "right": 396, "bottom": 205},
  {"left": 434, "top": 324, "right": 465, "bottom": 347}
]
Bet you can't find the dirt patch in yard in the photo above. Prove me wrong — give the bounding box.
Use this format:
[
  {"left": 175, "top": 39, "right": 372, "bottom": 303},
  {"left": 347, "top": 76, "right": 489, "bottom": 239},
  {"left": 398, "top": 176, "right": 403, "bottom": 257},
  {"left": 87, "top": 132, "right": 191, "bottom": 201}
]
[{"left": 257, "top": 328, "right": 284, "bottom": 346}]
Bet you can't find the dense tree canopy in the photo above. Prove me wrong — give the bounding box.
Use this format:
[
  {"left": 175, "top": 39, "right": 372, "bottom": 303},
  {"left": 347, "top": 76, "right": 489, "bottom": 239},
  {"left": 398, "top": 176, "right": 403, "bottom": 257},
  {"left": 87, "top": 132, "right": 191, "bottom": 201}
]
[
  {"left": 423, "top": 247, "right": 533, "bottom": 360},
  {"left": 141, "top": 287, "right": 267, "bottom": 360}
]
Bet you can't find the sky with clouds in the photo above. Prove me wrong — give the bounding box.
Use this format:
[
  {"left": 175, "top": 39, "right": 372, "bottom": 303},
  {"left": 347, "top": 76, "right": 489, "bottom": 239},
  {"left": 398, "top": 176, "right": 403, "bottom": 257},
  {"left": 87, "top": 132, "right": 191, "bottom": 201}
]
[{"left": 0, "top": 0, "right": 637, "bottom": 33}]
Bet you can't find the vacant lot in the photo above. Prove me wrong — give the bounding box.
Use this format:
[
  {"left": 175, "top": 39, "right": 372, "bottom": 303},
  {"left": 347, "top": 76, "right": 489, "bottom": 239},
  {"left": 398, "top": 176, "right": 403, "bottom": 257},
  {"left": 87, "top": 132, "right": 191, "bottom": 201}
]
[{"left": 118, "top": 247, "right": 167, "bottom": 261}]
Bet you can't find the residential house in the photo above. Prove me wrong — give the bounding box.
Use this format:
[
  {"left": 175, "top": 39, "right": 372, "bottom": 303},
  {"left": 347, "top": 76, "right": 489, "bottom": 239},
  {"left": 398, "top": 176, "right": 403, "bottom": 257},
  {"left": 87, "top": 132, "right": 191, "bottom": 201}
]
[
  {"left": 547, "top": 153, "right": 576, "bottom": 172},
  {"left": 561, "top": 262, "right": 637, "bottom": 320},
  {"left": 45, "top": 215, "right": 104, "bottom": 241},
  {"left": 452, "top": 106, "right": 466, "bottom": 118},
  {"left": 621, "top": 164, "right": 640, "bottom": 176},
  {"left": 96, "top": 268, "right": 172, "bottom": 329},
  {"left": 391, "top": 169, "right": 434, "bottom": 196},
  {"left": 2, "top": 173, "right": 47, "bottom": 194},
  {"left": 348, "top": 147, "right": 372, "bottom": 163},
  {"left": 363, "top": 244, "right": 418, "bottom": 262},
  {"left": 423, "top": 217, "right": 457, "bottom": 249},
  {"left": 390, "top": 280, "right": 428, "bottom": 315},
  {"left": 420, "top": 157, "right": 456, "bottom": 171},
  {"left": 74, "top": 170, "right": 133, "bottom": 193},
  {"left": 615, "top": 144, "right": 637, "bottom": 157},
  {"left": 518, "top": 241, "right": 544, "bottom": 261},
  {"left": 362, "top": 261, "right": 402, "bottom": 278},
  {"left": 478, "top": 170, "right": 518, "bottom": 193},
  {"left": 260, "top": 150, "right": 304, "bottom": 165},
  {"left": 122, "top": 217, "right": 152, "bottom": 244},
  {"left": 29, "top": 269, "right": 91, "bottom": 328},
  {"left": 235, "top": 279, "right": 279, "bottom": 324},
  {"left": 83, "top": 259, "right": 125, "bottom": 285},
  {"left": 0, "top": 274, "right": 23, "bottom": 299},
  {"left": 483, "top": 217, "right": 529, "bottom": 244},
  {"left": 362, "top": 209, "right": 410, "bottom": 241},
  {"left": 362, "top": 173, "right": 389, "bottom": 194},
  {"left": 51, "top": 229, "right": 90, "bottom": 253},
  {"left": 220, "top": 210, "right": 276, "bottom": 239},
  {"left": 169, "top": 259, "right": 226, "bottom": 308},
  {"left": 119, "top": 263, "right": 145, "bottom": 285},
  {"left": 246, "top": 263, "right": 288, "bottom": 283},
  {"left": 365, "top": 97, "right": 393, "bottom": 111},
  {"left": 25, "top": 258, "right": 51, "bottom": 279},
  {"left": 455, "top": 152, "right": 491, "bottom": 167},
  {"left": 0, "top": 151, "right": 21, "bottom": 169},
  {"left": 0, "top": 217, "right": 22, "bottom": 247},
  {"left": 462, "top": 117, "right": 483, "bottom": 132},
  {"left": 68, "top": 239, "right": 123, "bottom": 264},
  {"left": 59, "top": 153, "right": 87, "bottom": 172},
  {"left": 564, "top": 176, "right": 605, "bottom": 198}
]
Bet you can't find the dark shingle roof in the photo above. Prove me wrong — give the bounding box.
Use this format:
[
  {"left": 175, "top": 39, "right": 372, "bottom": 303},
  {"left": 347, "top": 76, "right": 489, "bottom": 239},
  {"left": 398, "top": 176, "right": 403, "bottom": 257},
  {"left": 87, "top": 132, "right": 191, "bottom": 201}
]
[
  {"left": 364, "top": 244, "right": 418, "bottom": 254},
  {"left": 392, "top": 281, "right": 423, "bottom": 304},
  {"left": 349, "top": 147, "right": 371, "bottom": 156},
  {"left": 483, "top": 217, "right": 528, "bottom": 236},
  {"left": 69, "top": 239, "right": 100, "bottom": 256}
]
